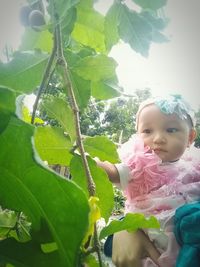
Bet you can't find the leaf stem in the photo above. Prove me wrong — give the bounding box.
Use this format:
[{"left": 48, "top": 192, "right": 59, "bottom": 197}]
[{"left": 31, "top": 31, "right": 57, "bottom": 124}]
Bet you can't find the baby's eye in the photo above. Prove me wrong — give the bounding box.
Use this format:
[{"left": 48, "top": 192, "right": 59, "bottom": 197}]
[
  {"left": 143, "top": 129, "right": 152, "bottom": 134},
  {"left": 166, "top": 128, "right": 178, "bottom": 133}
]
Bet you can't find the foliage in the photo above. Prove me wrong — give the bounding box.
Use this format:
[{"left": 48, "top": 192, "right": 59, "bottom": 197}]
[
  {"left": 80, "top": 88, "right": 152, "bottom": 143},
  {"left": 103, "top": 89, "right": 152, "bottom": 143},
  {"left": 80, "top": 98, "right": 106, "bottom": 137},
  {"left": 0, "top": 0, "right": 168, "bottom": 266},
  {"left": 99, "top": 213, "right": 160, "bottom": 240}
]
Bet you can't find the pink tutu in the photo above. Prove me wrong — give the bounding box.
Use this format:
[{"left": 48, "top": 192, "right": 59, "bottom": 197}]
[{"left": 117, "top": 135, "right": 200, "bottom": 266}]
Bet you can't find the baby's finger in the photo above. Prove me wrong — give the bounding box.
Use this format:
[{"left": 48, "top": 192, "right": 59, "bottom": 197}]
[{"left": 142, "top": 231, "right": 161, "bottom": 266}]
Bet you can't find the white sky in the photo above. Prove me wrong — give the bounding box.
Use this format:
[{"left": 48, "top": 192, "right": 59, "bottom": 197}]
[
  {"left": 0, "top": 0, "right": 200, "bottom": 110},
  {"left": 108, "top": 0, "right": 200, "bottom": 110}
]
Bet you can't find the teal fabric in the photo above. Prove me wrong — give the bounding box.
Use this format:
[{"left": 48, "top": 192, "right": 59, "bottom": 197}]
[{"left": 174, "top": 202, "right": 200, "bottom": 267}]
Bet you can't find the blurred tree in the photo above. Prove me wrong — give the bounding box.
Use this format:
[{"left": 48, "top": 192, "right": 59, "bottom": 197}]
[
  {"left": 103, "top": 88, "right": 152, "bottom": 143},
  {"left": 80, "top": 88, "right": 152, "bottom": 143},
  {"left": 194, "top": 108, "right": 200, "bottom": 147}
]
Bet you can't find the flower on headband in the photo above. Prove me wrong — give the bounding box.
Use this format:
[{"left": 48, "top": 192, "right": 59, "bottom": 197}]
[{"left": 155, "top": 95, "right": 195, "bottom": 126}]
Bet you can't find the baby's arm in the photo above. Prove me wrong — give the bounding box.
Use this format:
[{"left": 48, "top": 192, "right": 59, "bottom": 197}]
[
  {"left": 96, "top": 160, "right": 161, "bottom": 265},
  {"left": 95, "top": 159, "right": 120, "bottom": 184},
  {"left": 112, "top": 230, "right": 161, "bottom": 267}
]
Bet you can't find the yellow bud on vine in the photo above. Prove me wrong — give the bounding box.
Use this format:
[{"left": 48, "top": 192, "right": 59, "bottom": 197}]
[{"left": 82, "top": 196, "right": 101, "bottom": 246}]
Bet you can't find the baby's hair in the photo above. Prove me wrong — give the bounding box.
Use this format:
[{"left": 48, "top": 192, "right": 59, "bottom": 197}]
[{"left": 135, "top": 95, "right": 195, "bottom": 130}]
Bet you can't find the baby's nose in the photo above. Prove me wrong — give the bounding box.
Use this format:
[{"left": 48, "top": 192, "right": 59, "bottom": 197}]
[{"left": 153, "top": 132, "right": 166, "bottom": 143}]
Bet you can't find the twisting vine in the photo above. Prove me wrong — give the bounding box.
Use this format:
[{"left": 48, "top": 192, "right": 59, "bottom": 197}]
[{"left": 31, "top": 30, "right": 57, "bottom": 124}]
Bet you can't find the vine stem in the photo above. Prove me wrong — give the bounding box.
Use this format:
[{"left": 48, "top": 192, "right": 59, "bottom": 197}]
[
  {"left": 55, "top": 22, "right": 96, "bottom": 197},
  {"left": 55, "top": 19, "right": 103, "bottom": 266},
  {"left": 31, "top": 31, "right": 57, "bottom": 124}
]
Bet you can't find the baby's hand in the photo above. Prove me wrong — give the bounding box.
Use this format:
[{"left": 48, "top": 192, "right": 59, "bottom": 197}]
[{"left": 112, "top": 229, "right": 160, "bottom": 267}]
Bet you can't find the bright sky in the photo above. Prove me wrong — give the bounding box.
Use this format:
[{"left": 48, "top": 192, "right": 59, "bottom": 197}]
[
  {"left": 0, "top": 0, "right": 200, "bottom": 110},
  {"left": 108, "top": 0, "right": 200, "bottom": 111},
  {"left": 0, "top": 0, "right": 25, "bottom": 58}
]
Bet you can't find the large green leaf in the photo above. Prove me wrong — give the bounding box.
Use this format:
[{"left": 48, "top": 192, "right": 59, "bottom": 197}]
[
  {"left": 83, "top": 254, "right": 105, "bottom": 267},
  {"left": 34, "top": 126, "right": 73, "bottom": 166},
  {"left": 71, "top": 0, "right": 105, "bottom": 53},
  {"left": 0, "top": 51, "right": 49, "bottom": 94},
  {"left": 0, "top": 87, "right": 16, "bottom": 134},
  {"left": 118, "top": 4, "right": 167, "bottom": 56},
  {"left": 19, "top": 29, "right": 53, "bottom": 53},
  {"left": 69, "top": 71, "right": 91, "bottom": 111},
  {"left": 0, "top": 87, "right": 15, "bottom": 114},
  {"left": 91, "top": 79, "right": 121, "bottom": 100},
  {"left": 48, "top": 0, "right": 79, "bottom": 25},
  {"left": 48, "top": 1, "right": 77, "bottom": 37},
  {"left": 0, "top": 238, "right": 62, "bottom": 267},
  {"left": 72, "top": 54, "right": 117, "bottom": 82},
  {"left": 119, "top": 6, "right": 152, "bottom": 57},
  {"left": 41, "top": 98, "right": 76, "bottom": 142},
  {"left": 83, "top": 136, "right": 120, "bottom": 163},
  {"left": 70, "top": 156, "right": 114, "bottom": 222},
  {"left": 99, "top": 213, "right": 160, "bottom": 240},
  {"left": 104, "top": 1, "right": 121, "bottom": 52},
  {"left": 0, "top": 116, "right": 89, "bottom": 266},
  {"left": 140, "top": 11, "right": 168, "bottom": 43},
  {"left": 132, "top": 0, "right": 167, "bottom": 10}
]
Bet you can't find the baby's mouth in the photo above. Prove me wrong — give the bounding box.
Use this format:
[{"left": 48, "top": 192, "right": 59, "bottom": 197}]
[{"left": 153, "top": 148, "right": 167, "bottom": 153}]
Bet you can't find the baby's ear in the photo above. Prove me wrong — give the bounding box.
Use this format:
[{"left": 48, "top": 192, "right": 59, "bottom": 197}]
[{"left": 188, "top": 129, "right": 197, "bottom": 145}]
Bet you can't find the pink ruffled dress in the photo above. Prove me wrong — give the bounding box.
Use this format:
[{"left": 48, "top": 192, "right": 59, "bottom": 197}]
[{"left": 115, "top": 135, "right": 200, "bottom": 267}]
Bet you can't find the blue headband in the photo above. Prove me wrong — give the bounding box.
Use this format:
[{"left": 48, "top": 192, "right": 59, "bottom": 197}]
[{"left": 136, "top": 95, "right": 195, "bottom": 129}]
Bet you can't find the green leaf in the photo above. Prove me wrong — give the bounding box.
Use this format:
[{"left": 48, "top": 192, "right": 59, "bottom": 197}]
[
  {"left": 70, "top": 156, "right": 114, "bottom": 222},
  {"left": 82, "top": 254, "right": 100, "bottom": 267},
  {"left": 0, "top": 87, "right": 16, "bottom": 134},
  {"left": 0, "top": 116, "right": 89, "bottom": 266},
  {"left": 41, "top": 242, "right": 58, "bottom": 253},
  {"left": 71, "top": 0, "right": 106, "bottom": 53},
  {"left": 19, "top": 29, "right": 53, "bottom": 53},
  {"left": 41, "top": 98, "right": 76, "bottom": 142},
  {"left": 34, "top": 126, "right": 73, "bottom": 166},
  {"left": 0, "top": 208, "right": 17, "bottom": 229},
  {"left": 99, "top": 213, "right": 160, "bottom": 240},
  {"left": 140, "top": 11, "right": 168, "bottom": 43},
  {"left": 0, "top": 238, "right": 62, "bottom": 267},
  {"left": 119, "top": 6, "right": 151, "bottom": 57},
  {"left": 48, "top": 0, "right": 79, "bottom": 24},
  {"left": 83, "top": 136, "right": 120, "bottom": 163},
  {"left": 132, "top": 0, "right": 167, "bottom": 10},
  {"left": 22, "top": 106, "right": 44, "bottom": 125},
  {"left": 104, "top": 1, "right": 121, "bottom": 51},
  {"left": 69, "top": 71, "right": 91, "bottom": 111},
  {"left": 59, "top": 7, "right": 77, "bottom": 39},
  {"left": 0, "top": 51, "right": 49, "bottom": 93},
  {"left": 72, "top": 55, "right": 117, "bottom": 82},
  {"left": 0, "top": 207, "right": 31, "bottom": 242},
  {"left": 118, "top": 5, "right": 167, "bottom": 57},
  {"left": 48, "top": 1, "right": 77, "bottom": 37},
  {"left": 0, "top": 87, "right": 15, "bottom": 114},
  {"left": 91, "top": 79, "right": 121, "bottom": 100}
]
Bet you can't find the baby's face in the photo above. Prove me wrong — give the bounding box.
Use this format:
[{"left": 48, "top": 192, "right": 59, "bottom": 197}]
[{"left": 137, "top": 104, "right": 193, "bottom": 162}]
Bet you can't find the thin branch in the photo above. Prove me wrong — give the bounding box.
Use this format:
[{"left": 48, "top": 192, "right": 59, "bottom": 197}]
[
  {"left": 55, "top": 19, "right": 103, "bottom": 265},
  {"left": 31, "top": 32, "right": 57, "bottom": 124},
  {"left": 43, "top": 65, "right": 56, "bottom": 94},
  {"left": 93, "top": 224, "right": 103, "bottom": 267},
  {"left": 55, "top": 22, "right": 95, "bottom": 197}
]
